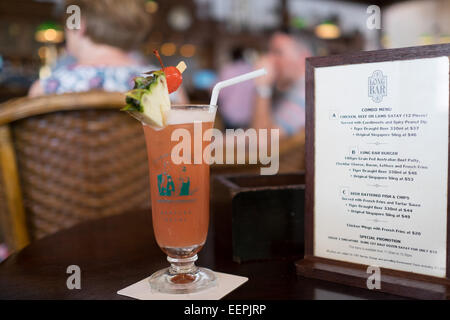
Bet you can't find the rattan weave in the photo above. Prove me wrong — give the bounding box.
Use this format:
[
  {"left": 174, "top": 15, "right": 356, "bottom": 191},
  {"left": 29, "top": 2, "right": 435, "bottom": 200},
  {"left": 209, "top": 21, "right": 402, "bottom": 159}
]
[{"left": 10, "top": 109, "right": 150, "bottom": 239}]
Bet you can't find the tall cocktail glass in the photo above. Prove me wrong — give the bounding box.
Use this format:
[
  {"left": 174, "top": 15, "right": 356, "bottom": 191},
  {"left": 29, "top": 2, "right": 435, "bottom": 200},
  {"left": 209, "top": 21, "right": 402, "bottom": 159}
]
[{"left": 142, "top": 104, "right": 217, "bottom": 294}]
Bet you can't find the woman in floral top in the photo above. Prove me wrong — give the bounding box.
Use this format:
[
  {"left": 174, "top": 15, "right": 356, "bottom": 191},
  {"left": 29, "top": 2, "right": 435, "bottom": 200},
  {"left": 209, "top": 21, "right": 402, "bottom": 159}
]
[{"left": 29, "top": 0, "right": 187, "bottom": 104}]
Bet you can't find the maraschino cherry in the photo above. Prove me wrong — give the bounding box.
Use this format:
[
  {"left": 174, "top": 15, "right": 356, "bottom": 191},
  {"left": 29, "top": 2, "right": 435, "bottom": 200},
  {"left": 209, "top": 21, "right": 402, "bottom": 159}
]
[{"left": 153, "top": 50, "right": 185, "bottom": 93}]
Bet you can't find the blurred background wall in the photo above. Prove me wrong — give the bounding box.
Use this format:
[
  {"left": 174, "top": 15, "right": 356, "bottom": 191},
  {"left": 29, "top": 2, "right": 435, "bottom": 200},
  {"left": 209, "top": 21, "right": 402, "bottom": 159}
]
[
  {"left": 383, "top": 0, "right": 450, "bottom": 48},
  {"left": 0, "top": 0, "right": 448, "bottom": 104}
]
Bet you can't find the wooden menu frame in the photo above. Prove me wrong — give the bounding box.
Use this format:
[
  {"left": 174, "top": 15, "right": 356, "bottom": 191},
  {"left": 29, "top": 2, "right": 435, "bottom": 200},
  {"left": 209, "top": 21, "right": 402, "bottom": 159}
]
[{"left": 295, "top": 43, "right": 450, "bottom": 300}]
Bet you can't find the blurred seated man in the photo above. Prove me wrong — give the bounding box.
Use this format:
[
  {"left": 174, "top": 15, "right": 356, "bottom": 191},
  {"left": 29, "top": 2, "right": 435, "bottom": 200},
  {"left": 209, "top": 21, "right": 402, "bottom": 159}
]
[
  {"left": 252, "top": 32, "right": 311, "bottom": 137},
  {"left": 29, "top": 0, "right": 187, "bottom": 103}
]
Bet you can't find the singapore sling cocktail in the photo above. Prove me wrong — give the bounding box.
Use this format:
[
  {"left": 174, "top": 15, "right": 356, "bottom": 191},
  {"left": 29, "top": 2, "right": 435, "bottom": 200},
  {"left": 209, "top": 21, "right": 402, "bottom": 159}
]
[
  {"left": 143, "top": 108, "right": 215, "bottom": 252},
  {"left": 122, "top": 51, "right": 216, "bottom": 294}
]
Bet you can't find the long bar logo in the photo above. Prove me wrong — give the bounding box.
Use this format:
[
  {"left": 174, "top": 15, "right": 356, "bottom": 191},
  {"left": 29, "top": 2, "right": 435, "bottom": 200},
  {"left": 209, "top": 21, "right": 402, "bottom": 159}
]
[{"left": 368, "top": 70, "right": 387, "bottom": 103}]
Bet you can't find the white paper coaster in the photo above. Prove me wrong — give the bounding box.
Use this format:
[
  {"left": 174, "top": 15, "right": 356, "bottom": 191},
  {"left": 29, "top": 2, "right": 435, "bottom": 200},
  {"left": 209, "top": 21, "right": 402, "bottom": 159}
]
[{"left": 117, "top": 272, "right": 248, "bottom": 300}]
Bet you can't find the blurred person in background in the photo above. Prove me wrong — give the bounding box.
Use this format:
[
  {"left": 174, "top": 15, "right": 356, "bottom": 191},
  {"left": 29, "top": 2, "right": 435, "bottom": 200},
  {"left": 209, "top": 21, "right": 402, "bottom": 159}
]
[
  {"left": 216, "top": 47, "right": 255, "bottom": 129},
  {"left": 252, "top": 32, "right": 311, "bottom": 137},
  {"left": 28, "top": 0, "right": 188, "bottom": 103},
  {"left": 0, "top": 243, "right": 8, "bottom": 263}
]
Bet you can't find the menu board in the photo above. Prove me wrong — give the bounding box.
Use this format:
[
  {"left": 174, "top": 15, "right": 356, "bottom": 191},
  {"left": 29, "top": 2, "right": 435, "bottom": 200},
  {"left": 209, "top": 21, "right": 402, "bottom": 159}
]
[{"left": 314, "top": 56, "right": 449, "bottom": 278}]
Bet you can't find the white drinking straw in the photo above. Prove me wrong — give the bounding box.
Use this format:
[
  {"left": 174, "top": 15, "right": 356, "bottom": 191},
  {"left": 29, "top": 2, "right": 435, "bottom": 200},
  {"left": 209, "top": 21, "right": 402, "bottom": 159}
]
[{"left": 210, "top": 68, "right": 267, "bottom": 107}]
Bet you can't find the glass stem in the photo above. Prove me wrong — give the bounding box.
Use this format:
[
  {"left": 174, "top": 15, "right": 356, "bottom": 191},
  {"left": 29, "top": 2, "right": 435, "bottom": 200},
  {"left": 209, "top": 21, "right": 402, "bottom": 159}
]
[{"left": 167, "top": 254, "right": 199, "bottom": 275}]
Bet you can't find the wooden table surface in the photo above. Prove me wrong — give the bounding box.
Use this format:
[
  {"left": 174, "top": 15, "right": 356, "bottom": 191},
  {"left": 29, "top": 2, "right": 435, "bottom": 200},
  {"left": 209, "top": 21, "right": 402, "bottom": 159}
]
[{"left": 0, "top": 210, "right": 405, "bottom": 300}]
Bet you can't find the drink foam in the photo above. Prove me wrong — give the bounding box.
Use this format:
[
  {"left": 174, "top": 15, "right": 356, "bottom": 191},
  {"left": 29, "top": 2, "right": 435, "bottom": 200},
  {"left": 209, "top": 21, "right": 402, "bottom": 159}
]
[{"left": 166, "top": 107, "right": 216, "bottom": 125}]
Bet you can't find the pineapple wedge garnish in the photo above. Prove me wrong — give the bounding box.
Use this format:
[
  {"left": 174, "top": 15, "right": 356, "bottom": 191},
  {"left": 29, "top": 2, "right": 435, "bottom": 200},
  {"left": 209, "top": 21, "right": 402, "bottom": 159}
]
[
  {"left": 123, "top": 71, "right": 171, "bottom": 127},
  {"left": 122, "top": 62, "right": 186, "bottom": 128},
  {"left": 140, "top": 73, "right": 171, "bottom": 127}
]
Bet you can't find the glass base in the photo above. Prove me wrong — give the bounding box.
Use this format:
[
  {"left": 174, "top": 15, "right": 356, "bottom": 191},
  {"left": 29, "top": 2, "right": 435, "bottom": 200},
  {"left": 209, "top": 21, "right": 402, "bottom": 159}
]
[
  {"left": 149, "top": 266, "right": 216, "bottom": 294},
  {"left": 148, "top": 254, "right": 217, "bottom": 294}
]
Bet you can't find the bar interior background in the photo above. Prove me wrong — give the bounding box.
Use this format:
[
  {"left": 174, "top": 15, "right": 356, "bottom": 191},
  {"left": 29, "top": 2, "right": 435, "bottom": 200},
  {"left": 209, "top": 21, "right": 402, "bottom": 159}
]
[{"left": 0, "top": 0, "right": 449, "bottom": 261}]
